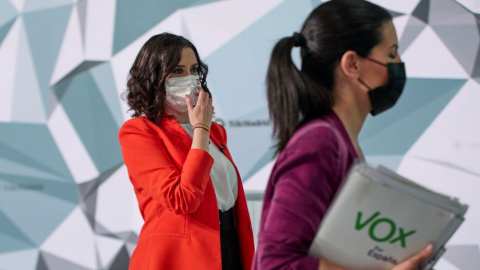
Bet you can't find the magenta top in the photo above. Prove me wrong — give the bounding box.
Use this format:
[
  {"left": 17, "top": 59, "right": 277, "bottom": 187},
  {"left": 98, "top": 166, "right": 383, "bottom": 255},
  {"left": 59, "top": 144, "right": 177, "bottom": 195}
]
[{"left": 253, "top": 111, "right": 358, "bottom": 270}]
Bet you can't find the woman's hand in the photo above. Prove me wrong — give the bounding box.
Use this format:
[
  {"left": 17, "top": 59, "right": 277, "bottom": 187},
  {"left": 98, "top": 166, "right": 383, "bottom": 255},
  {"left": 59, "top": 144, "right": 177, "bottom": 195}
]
[
  {"left": 318, "top": 258, "right": 349, "bottom": 270},
  {"left": 392, "top": 244, "right": 433, "bottom": 270},
  {"left": 186, "top": 87, "right": 213, "bottom": 127},
  {"left": 318, "top": 244, "right": 433, "bottom": 270},
  {"left": 186, "top": 88, "right": 213, "bottom": 151}
]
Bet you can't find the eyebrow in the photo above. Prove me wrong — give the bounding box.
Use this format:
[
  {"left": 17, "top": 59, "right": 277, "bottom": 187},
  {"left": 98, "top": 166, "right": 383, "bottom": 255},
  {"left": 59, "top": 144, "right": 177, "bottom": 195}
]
[{"left": 175, "top": 64, "right": 199, "bottom": 68}]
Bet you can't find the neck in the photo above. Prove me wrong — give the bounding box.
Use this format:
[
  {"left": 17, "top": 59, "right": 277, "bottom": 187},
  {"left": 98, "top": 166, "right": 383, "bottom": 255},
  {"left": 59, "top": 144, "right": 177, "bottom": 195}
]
[
  {"left": 331, "top": 86, "right": 369, "bottom": 147},
  {"left": 332, "top": 105, "right": 366, "bottom": 146},
  {"left": 164, "top": 106, "right": 190, "bottom": 124}
]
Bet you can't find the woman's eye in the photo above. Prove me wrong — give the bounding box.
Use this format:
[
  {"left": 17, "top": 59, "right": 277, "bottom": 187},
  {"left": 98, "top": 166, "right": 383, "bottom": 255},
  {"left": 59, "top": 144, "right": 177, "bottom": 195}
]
[
  {"left": 191, "top": 67, "right": 199, "bottom": 74},
  {"left": 173, "top": 68, "right": 183, "bottom": 74}
]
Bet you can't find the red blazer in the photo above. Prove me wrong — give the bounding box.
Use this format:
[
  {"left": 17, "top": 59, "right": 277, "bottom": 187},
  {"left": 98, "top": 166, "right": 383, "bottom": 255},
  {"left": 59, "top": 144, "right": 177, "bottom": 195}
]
[{"left": 119, "top": 116, "right": 255, "bottom": 270}]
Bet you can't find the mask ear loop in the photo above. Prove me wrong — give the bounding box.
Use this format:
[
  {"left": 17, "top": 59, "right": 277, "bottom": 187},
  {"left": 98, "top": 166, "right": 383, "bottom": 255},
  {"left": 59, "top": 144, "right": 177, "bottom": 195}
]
[
  {"left": 366, "top": 57, "right": 387, "bottom": 67},
  {"left": 358, "top": 78, "right": 372, "bottom": 90},
  {"left": 358, "top": 57, "right": 389, "bottom": 90}
]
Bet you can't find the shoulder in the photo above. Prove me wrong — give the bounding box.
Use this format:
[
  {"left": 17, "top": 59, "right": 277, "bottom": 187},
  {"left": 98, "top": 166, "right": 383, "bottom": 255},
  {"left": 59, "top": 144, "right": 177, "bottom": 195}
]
[
  {"left": 272, "top": 117, "right": 347, "bottom": 177},
  {"left": 119, "top": 116, "right": 154, "bottom": 131},
  {"left": 284, "top": 118, "right": 341, "bottom": 155},
  {"left": 271, "top": 118, "right": 345, "bottom": 187},
  {"left": 118, "top": 117, "right": 158, "bottom": 141}
]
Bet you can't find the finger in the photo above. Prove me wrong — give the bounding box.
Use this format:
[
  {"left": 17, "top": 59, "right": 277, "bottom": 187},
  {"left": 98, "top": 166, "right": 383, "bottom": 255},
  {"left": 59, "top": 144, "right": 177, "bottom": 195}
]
[
  {"left": 201, "top": 88, "right": 208, "bottom": 105},
  {"left": 185, "top": 94, "right": 193, "bottom": 112},
  {"left": 208, "top": 96, "right": 212, "bottom": 106},
  {"left": 197, "top": 88, "right": 205, "bottom": 105},
  {"left": 405, "top": 244, "right": 433, "bottom": 266},
  {"left": 204, "top": 92, "right": 209, "bottom": 105},
  {"left": 414, "top": 244, "right": 433, "bottom": 263}
]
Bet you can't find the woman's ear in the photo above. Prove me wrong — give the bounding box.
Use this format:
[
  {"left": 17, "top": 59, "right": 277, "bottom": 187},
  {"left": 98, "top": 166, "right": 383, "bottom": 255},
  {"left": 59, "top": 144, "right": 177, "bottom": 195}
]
[{"left": 339, "top": 50, "right": 361, "bottom": 79}]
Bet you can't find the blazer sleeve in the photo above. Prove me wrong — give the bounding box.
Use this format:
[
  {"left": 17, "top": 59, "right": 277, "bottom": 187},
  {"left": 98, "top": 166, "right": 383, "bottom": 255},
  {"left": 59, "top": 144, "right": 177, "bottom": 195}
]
[{"left": 118, "top": 119, "right": 214, "bottom": 214}]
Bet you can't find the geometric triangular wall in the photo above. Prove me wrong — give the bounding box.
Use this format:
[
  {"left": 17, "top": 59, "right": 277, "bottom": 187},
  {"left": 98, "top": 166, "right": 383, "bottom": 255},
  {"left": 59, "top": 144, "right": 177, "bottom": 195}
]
[{"left": 1, "top": 0, "right": 480, "bottom": 269}]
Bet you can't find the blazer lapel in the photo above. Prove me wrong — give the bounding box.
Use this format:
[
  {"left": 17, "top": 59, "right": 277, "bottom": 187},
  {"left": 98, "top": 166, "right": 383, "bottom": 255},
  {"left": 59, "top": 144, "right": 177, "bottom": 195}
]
[{"left": 159, "top": 117, "right": 192, "bottom": 169}]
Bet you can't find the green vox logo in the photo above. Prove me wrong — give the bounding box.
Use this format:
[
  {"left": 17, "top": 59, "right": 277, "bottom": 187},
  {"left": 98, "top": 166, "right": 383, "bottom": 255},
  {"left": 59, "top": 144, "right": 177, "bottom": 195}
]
[{"left": 355, "top": 211, "right": 416, "bottom": 248}]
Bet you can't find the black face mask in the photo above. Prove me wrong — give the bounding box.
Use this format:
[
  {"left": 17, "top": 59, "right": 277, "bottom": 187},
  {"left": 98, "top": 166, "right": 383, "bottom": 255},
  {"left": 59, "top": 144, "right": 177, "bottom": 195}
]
[{"left": 358, "top": 58, "right": 406, "bottom": 116}]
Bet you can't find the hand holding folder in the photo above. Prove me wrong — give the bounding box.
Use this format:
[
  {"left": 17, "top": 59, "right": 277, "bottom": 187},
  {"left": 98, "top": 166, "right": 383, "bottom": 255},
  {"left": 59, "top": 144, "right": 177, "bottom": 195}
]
[{"left": 309, "top": 162, "right": 468, "bottom": 270}]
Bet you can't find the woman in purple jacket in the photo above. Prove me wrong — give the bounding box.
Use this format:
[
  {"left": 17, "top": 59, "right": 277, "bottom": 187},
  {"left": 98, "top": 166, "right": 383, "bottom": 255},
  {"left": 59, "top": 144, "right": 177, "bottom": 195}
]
[{"left": 253, "top": 0, "right": 433, "bottom": 269}]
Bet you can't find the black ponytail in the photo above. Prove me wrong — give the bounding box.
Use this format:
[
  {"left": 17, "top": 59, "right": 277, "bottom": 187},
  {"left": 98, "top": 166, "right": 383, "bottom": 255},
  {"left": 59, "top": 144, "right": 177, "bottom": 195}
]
[{"left": 267, "top": 37, "right": 332, "bottom": 156}]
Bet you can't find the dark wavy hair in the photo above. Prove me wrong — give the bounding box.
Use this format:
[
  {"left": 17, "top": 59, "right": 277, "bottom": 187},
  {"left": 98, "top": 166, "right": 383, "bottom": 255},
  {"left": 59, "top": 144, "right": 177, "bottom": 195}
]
[
  {"left": 124, "top": 33, "right": 209, "bottom": 125},
  {"left": 267, "top": 0, "right": 391, "bottom": 155}
]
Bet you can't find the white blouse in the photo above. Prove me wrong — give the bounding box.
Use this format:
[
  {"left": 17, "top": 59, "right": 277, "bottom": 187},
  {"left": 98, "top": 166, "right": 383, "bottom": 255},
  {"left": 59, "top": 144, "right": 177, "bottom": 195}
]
[{"left": 180, "top": 124, "right": 238, "bottom": 211}]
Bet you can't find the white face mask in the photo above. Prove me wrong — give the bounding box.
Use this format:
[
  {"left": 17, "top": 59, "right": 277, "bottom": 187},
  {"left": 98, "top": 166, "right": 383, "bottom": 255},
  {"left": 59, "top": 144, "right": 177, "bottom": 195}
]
[{"left": 164, "top": 75, "right": 201, "bottom": 113}]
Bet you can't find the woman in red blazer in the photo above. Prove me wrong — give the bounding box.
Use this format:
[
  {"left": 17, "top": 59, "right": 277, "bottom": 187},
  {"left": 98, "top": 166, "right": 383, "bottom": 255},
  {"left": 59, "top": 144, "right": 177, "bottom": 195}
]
[{"left": 119, "top": 33, "right": 254, "bottom": 270}]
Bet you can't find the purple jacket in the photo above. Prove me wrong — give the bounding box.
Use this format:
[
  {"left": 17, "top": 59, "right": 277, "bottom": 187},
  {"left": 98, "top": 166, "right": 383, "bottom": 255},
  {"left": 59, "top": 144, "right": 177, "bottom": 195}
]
[{"left": 253, "top": 112, "right": 358, "bottom": 270}]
